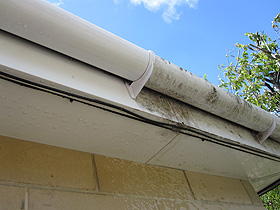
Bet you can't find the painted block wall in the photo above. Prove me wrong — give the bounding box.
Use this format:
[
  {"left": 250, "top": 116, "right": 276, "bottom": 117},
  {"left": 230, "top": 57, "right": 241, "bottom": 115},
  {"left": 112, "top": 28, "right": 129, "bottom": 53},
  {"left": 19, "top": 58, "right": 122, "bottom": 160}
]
[{"left": 0, "top": 135, "right": 265, "bottom": 210}]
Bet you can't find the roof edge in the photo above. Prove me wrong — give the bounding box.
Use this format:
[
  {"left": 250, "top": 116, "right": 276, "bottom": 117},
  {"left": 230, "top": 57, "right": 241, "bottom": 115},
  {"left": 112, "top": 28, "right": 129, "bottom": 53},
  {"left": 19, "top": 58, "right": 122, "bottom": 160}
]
[{"left": 1, "top": 0, "right": 280, "bottom": 143}]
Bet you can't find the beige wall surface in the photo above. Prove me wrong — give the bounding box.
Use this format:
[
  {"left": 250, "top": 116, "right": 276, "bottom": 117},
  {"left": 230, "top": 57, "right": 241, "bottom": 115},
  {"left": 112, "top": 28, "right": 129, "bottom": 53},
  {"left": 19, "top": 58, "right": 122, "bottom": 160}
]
[{"left": 0, "top": 135, "right": 264, "bottom": 210}]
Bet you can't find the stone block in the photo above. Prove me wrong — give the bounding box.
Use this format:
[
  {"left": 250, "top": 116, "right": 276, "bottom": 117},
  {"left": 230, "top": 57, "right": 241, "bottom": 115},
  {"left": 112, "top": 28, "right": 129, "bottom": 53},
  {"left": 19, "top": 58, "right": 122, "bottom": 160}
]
[
  {"left": 29, "top": 189, "right": 157, "bottom": 210},
  {"left": 0, "top": 185, "right": 26, "bottom": 210},
  {"left": 95, "top": 155, "right": 193, "bottom": 199},
  {"left": 157, "top": 200, "right": 231, "bottom": 210},
  {"left": 185, "top": 171, "right": 251, "bottom": 204},
  {"left": 0, "top": 135, "right": 96, "bottom": 190}
]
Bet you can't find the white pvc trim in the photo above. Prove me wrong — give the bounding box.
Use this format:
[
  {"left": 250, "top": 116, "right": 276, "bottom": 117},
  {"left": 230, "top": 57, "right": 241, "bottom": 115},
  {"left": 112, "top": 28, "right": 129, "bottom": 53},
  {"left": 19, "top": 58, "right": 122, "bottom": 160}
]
[
  {"left": 126, "top": 51, "right": 155, "bottom": 99},
  {"left": 0, "top": 0, "right": 149, "bottom": 81},
  {"left": 256, "top": 114, "right": 277, "bottom": 144}
]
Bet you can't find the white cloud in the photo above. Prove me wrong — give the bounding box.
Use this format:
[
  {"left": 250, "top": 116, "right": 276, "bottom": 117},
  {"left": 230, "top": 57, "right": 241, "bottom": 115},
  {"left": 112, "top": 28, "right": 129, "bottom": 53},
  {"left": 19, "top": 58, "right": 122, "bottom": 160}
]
[
  {"left": 52, "top": 0, "right": 64, "bottom": 7},
  {"left": 130, "top": 0, "right": 198, "bottom": 23},
  {"left": 113, "top": 0, "right": 123, "bottom": 4}
]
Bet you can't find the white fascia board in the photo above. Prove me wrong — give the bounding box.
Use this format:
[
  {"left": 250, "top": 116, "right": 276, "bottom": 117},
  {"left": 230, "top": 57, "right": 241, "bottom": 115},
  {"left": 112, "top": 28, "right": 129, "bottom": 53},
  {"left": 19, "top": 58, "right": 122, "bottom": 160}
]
[{"left": 0, "top": 0, "right": 149, "bottom": 81}]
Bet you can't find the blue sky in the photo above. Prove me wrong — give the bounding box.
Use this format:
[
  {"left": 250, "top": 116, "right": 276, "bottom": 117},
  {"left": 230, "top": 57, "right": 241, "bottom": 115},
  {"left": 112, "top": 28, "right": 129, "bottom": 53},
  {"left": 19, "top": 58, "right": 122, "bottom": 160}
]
[{"left": 48, "top": 0, "right": 279, "bottom": 85}]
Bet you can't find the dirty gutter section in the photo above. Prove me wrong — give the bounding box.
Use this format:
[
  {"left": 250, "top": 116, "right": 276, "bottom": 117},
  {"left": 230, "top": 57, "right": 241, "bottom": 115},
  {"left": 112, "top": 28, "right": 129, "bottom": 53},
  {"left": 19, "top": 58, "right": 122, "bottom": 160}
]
[{"left": 146, "top": 56, "right": 280, "bottom": 143}]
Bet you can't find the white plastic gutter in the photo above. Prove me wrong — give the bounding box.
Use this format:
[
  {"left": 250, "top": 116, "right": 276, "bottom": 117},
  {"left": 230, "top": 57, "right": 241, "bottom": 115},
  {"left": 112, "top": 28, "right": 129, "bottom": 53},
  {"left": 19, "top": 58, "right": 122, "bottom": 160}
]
[
  {"left": 146, "top": 57, "right": 280, "bottom": 143},
  {"left": 0, "top": 0, "right": 280, "bottom": 143},
  {"left": 0, "top": 0, "right": 150, "bottom": 82}
]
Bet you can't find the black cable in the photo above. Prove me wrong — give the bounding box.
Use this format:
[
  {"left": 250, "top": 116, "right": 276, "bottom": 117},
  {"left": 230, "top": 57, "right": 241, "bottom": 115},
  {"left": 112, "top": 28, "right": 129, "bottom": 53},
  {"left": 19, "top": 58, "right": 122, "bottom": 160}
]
[
  {"left": 258, "top": 179, "right": 280, "bottom": 195},
  {"left": 1, "top": 70, "right": 280, "bottom": 163}
]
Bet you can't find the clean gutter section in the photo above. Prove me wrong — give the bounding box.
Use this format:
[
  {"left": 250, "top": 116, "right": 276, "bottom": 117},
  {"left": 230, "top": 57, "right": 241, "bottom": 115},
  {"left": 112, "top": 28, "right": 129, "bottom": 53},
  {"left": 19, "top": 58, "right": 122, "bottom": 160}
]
[
  {"left": 0, "top": 0, "right": 280, "bottom": 143},
  {"left": 0, "top": 0, "right": 149, "bottom": 82}
]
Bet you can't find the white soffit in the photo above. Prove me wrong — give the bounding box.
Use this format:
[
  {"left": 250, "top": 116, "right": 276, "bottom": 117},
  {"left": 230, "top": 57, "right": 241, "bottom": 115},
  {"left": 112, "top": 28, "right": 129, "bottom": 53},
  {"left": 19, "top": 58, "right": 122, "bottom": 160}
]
[
  {"left": 148, "top": 134, "right": 248, "bottom": 180},
  {"left": 0, "top": 79, "right": 177, "bottom": 163}
]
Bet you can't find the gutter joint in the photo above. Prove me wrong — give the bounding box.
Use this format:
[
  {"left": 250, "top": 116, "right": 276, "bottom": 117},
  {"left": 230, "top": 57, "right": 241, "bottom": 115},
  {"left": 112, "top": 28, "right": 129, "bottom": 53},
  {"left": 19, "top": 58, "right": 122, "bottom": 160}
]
[
  {"left": 256, "top": 114, "right": 276, "bottom": 144},
  {"left": 126, "top": 51, "right": 155, "bottom": 99}
]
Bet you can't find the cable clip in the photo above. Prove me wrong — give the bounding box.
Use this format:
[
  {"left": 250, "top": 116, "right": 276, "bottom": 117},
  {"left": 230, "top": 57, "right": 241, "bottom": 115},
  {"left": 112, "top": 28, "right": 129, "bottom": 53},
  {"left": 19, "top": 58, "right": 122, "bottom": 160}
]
[
  {"left": 256, "top": 114, "right": 276, "bottom": 144},
  {"left": 126, "top": 51, "right": 155, "bottom": 99}
]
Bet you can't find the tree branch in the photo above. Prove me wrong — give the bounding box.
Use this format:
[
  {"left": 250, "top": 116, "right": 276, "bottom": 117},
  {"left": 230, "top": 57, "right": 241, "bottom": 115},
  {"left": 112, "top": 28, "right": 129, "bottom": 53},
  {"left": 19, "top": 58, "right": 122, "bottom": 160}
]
[{"left": 264, "top": 82, "right": 276, "bottom": 92}]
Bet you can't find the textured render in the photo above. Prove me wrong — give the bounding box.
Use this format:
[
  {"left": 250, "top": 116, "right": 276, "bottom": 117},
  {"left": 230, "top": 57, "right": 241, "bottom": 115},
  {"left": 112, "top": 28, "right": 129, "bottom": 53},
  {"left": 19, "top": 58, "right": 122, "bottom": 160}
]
[
  {"left": 0, "top": 135, "right": 96, "bottom": 190},
  {"left": 29, "top": 189, "right": 157, "bottom": 210},
  {"left": 0, "top": 185, "right": 26, "bottom": 210},
  {"left": 229, "top": 205, "right": 266, "bottom": 210},
  {"left": 157, "top": 201, "right": 266, "bottom": 210},
  {"left": 185, "top": 171, "right": 252, "bottom": 204},
  {"left": 94, "top": 154, "right": 193, "bottom": 200},
  {"left": 0, "top": 136, "right": 265, "bottom": 210},
  {"left": 157, "top": 200, "right": 231, "bottom": 210}
]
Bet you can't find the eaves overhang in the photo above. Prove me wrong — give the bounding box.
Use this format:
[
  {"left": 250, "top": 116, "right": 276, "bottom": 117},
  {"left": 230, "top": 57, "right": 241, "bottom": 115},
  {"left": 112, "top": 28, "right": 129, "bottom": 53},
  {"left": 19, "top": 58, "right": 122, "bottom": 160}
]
[
  {"left": 0, "top": 0, "right": 280, "bottom": 193},
  {"left": 1, "top": 0, "right": 280, "bottom": 144}
]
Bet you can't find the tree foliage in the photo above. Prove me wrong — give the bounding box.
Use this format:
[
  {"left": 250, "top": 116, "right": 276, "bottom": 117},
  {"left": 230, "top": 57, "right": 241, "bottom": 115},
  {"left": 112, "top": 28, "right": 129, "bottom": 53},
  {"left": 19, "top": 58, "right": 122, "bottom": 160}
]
[
  {"left": 219, "top": 13, "right": 280, "bottom": 209},
  {"left": 260, "top": 185, "right": 280, "bottom": 210},
  {"left": 219, "top": 13, "right": 280, "bottom": 116}
]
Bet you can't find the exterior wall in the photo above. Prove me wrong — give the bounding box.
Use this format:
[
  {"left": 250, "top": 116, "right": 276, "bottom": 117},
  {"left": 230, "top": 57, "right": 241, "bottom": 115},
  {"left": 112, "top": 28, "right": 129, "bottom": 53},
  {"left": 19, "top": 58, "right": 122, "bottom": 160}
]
[{"left": 0, "top": 135, "right": 265, "bottom": 210}]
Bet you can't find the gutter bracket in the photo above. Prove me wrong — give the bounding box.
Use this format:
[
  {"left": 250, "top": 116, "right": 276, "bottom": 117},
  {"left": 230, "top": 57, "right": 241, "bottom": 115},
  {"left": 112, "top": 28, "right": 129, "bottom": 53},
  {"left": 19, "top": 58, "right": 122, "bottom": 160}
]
[
  {"left": 126, "top": 51, "right": 155, "bottom": 99},
  {"left": 256, "top": 114, "right": 276, "bottom": 144}
]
